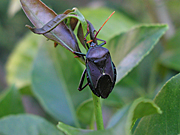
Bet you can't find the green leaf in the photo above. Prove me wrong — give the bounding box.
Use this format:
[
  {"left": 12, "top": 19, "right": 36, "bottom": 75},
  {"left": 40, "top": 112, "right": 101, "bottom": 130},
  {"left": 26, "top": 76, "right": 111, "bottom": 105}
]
[
  {"left": 160, "top": 50, "right": 180, "bottom": 71},
  {"left": 58, "top": 122, "right": 93, "bottom": 135},
  {"left": 108, "top": 44, "right": 165, "bottom": 105},
  {"left": 0, "top": 85, "right": 24, "bottom": 118},
  {"left": 29, "top": 8, "right": 139, "bottom": 127},
  {"left": 6, "top": 33, "right": 39, "bottom": 92},
  {"left": 107, "top": 24, "right": 168, "bottom": 83},
  {"left": 160, "top": 30, "right": 180, "bottom": 71},
  {"left": 80, "top": 8, "right": 137, "bottom": 41},
  {"left": 31, "top": 39, "right": 90, "bottom": 126},
  {"left": 0, "top": 114, "right": 63, "bottom": 135},
  {"left": 106, "top": 98, "right": 161, "bottom": 135},
  {"left": 76, "top": 99, "right": 94, "bottom": 125},
  {"left": 133, "top": 73, "right": 180, "bottom": 135},
  {"left": 57, "top": 98, "right": 161, "bottom": 135}
]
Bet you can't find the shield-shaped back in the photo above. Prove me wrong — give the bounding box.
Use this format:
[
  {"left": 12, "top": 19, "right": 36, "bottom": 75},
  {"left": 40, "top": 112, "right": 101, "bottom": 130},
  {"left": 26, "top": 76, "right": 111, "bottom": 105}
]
[{"left": 86, "top": 46, "right": 116, "bottom": 98}]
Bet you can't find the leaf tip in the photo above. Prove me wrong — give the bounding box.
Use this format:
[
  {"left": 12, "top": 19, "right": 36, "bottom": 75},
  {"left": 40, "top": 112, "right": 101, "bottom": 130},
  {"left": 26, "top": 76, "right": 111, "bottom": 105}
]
[
  {"left": 158, "top": 109, "right": 163, "bottom": 114},
  {"left": 25, "top": 25, "right": 37, "bottom": 33},
  {"left": 57, "top": 121, "right": 64, "bottom": 129},
  {"left": 25, "top": 24, "right": 33, "bottom": 29},
  {"left": 160, "top": 23, "right": 169, "bottom": 30},
  {"left": 72, "top": 7, "right": 77, "bottom": 11}
]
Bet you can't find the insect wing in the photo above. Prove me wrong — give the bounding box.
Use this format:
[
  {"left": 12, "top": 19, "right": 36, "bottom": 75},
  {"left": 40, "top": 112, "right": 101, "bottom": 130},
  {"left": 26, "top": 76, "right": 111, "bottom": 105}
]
[
  {"left": 104, "top": 55, "right": 115, "bottom": 82},
  {"left": 99, "top": 56, "right": 116, "bottom": 98},
  {"left": 86, "top": 60, "right": 101, "bottom": 97},
  {"left": 97, "top": 74, "right": 112, "bottom": 98}
]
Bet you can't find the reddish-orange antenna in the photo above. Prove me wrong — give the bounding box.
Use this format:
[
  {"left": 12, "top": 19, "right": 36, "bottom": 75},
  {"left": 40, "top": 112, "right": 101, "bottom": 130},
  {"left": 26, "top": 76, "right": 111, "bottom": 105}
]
[
  {"left": 86, "top": 11, "right": 115, "bottom": 44},
  {"left": 94, "top": 11, "right": 115, "bottom": 39}
]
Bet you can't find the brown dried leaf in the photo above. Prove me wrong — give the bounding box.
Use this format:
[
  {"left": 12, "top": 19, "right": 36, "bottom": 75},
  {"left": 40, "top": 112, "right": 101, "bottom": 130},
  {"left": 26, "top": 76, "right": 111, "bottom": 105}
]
[{"left": 20, "top": 0, "right": 79, "bottom": 53}]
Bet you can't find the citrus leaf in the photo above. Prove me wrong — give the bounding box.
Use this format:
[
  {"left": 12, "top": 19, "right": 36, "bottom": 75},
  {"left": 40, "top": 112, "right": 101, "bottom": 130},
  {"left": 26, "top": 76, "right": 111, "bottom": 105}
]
[
  {"left": 0, "top": 85, "right": 24, "bottom": 118},
  {"left": 0, "top": 114, "right": 63, "bottom": 135},
  {"left": 57, "top": 98, "right": 161, "bottom": 135},
  {"left": 80, "top": 8, "right": 137, "bottom": 41},
  {"left": 160, "top": 50, "right": 180, "bottom": 71},
  {"left": 107, "top": 24, "right": 168, "bottom": 83},
  {"left": 160, "top": 30, "right": 180, "bottom": 71},
  {"left": 134, "top": 73, "right": 180, "bottom": 135},
  {"left": 6, "top": 33, "right": 39, "bottom": 90},
  {"left": 76, "top": 99, "right": 94, "bottom": 125},
  {"left": 106, "top": 98, "right": 161, "bottom": 135},
  {"left": 31, "top": 39, "right": 90, "bottom": 126}
]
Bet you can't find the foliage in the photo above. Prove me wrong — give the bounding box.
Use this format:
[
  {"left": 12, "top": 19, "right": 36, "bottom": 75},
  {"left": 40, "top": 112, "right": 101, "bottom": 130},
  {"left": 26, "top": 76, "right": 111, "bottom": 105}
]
[{"left": 2, "top": 0, "right": 180, "bottom": 135}]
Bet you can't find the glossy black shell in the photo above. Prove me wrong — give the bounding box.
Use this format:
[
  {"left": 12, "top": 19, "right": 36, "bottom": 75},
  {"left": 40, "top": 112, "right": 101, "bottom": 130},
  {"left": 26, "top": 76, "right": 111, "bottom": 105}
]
[{"left": 86, "top": 46, "right": 116, "bottom": 98}]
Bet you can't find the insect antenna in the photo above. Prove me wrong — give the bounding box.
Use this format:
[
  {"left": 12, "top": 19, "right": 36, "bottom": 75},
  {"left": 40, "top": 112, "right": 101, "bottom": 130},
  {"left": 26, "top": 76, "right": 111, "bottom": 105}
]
[
  {"left": 94, "top": 11, "right": 115, "bottom": 39},
  {"left": 86, "top": 11, "right": 115, "bottom": 44}
]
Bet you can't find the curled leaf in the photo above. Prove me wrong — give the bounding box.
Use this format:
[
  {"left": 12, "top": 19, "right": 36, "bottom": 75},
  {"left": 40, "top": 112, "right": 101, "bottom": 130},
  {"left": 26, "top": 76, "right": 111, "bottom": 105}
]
[
  {"left": 70, "top": 18, "right": 79, "bottom": 31},
  {"left": 20, "top": 0, "right": 85, "bottom": 56}
]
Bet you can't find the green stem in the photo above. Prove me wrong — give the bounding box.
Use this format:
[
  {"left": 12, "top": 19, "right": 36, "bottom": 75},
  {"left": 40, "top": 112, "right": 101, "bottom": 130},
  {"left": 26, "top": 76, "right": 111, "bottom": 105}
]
[{"left": 92, "top": 92, "right": 104, "bottom": 130}]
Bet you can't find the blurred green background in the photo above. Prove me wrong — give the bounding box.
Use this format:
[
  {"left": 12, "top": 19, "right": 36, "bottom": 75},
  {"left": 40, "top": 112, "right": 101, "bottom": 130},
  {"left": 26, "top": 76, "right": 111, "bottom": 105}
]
[{"left": 0, "top": 0, "right": 180, "bottom": 111}]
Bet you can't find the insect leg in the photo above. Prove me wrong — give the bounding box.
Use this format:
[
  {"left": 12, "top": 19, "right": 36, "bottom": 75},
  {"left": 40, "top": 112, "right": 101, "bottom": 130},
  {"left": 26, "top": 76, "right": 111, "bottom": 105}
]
[
  {"left": 54, "top": 42, "right": 58, "bottom": 47},
  {"left": 73, "top": 51, "right": 86, "bottom": 57},
  {"left": 84, "top": 31, "right": 90, "bottom": 49},
  {"left": 96, "top": 38, "right": 106, "bottom": 46},
  {"left": 84, "top": 38, "right": 90, "bottom": 49},
  {"left": 78, "top": 69, "right": 89, "bottom": 91}
]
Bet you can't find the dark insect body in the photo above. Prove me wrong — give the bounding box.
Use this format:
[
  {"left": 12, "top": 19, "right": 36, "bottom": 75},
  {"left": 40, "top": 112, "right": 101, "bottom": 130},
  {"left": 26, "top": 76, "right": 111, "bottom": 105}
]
[
  {"left": 74, "top": 12, "right": 116, "bottom": 98},
  {"left": 27, "top": 8, "right": 116, "bottom": 98},
  {"left": 76, "top": 45, "right": 116, "bottom": 98}
]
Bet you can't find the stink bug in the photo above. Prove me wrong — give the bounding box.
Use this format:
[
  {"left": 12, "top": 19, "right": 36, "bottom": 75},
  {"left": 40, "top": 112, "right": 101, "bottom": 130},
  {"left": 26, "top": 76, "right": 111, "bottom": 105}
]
[
  {"left": 26, "top": 7, "right": 116, "bottom": 98},
  {"left": 74, "top": 12, "right": 116, "bottom": 98}
]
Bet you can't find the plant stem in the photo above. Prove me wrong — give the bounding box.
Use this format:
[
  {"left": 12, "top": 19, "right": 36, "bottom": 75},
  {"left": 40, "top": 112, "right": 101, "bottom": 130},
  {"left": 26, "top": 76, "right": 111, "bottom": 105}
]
[{"left": 92, "top": 92, "right": 104, "bottom": 130}]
